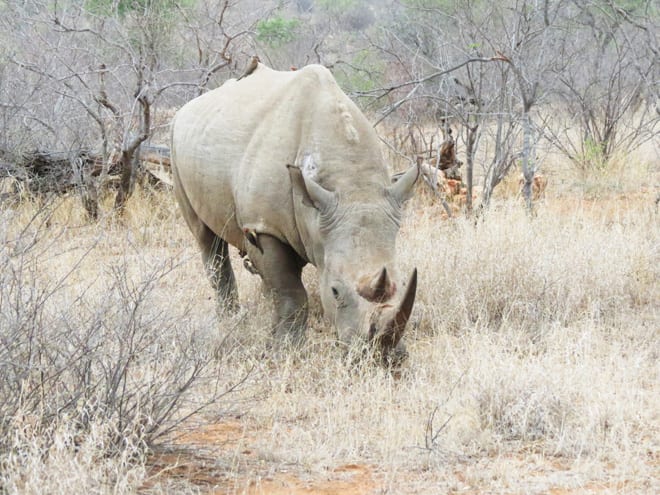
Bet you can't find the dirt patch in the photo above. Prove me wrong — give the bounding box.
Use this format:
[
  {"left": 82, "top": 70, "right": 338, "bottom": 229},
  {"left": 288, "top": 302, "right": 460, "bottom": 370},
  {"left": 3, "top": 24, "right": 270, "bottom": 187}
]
[
  {"left": 144, "top": 420, "right": 378, "bottom": 494},
  {"left": 546, "top": 480, "right": 651, "bottom": 495},
  {"left": 145, "top": 451, "right": 226, "bottom": 489},
  {"left": 215, "top": 464, "right": 376, "bottom": 495},
  {"left": 176, "top": 420, "right": 249, "bottom": 447}
]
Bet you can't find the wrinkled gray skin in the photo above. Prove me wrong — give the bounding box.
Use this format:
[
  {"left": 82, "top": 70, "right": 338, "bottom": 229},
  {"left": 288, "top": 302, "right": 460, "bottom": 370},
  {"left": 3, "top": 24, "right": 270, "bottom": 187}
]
[{"left": 171, "top": 63, "right": 419, "bottom": 362}]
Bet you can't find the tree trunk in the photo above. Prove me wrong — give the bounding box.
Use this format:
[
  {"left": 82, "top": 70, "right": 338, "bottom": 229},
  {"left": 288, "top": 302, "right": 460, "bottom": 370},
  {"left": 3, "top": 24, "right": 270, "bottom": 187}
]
[
  {"left": 113, "top": 151, "right": 140, "bottom": 212},
  {"left": 80, "top": 174, "right": 99, "bottom": 221},
  {"left": 520, "top": 109, "right": 535, "bottom": 212},
  {"left": 464, "top": 124, "right": 478, "bottom": 214},
  {"left": 113, "top": 95, "right": 151, "bottom": 213}
]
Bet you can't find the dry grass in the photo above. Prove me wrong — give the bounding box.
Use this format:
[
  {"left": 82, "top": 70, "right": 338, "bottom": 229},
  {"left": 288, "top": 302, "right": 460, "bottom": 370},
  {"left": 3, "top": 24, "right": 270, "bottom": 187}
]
[{"left": 0, "top": 155, "right": 658, "bottom": 493}]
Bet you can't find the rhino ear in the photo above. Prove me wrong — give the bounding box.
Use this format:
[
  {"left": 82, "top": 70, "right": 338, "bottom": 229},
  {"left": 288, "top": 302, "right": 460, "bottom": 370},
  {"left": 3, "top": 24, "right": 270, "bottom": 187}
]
[
  {"left": 287, "top": 165, "right": 337, "bottom": 212},
  {"left": 387, "top": 163, "right": 420, "bottom": 204}
]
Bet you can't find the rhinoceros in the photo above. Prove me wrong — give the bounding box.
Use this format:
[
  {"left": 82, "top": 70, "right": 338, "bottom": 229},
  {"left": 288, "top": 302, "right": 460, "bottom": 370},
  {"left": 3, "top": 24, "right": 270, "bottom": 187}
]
[{"left": 171, "top": 62, "right": 420, "bottom": 363}]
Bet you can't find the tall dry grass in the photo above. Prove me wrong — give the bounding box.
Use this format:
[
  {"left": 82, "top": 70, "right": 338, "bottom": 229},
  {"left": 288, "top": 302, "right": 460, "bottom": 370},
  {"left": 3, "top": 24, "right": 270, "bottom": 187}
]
[{"left": 0, "top": 166, "right": 658, "bottom": 493}]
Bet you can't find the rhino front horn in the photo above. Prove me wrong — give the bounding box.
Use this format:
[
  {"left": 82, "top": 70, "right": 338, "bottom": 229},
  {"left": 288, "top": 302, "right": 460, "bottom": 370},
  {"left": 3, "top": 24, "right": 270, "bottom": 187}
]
[{"left": 369, "top": 268, "right": 417, "bottom": 351}]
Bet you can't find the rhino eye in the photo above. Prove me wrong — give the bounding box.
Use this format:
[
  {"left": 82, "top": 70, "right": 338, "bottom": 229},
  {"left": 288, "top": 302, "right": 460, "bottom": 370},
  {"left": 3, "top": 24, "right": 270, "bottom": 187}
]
[{"left": 331, "top": 287, "right": 340, "bottom": 299}]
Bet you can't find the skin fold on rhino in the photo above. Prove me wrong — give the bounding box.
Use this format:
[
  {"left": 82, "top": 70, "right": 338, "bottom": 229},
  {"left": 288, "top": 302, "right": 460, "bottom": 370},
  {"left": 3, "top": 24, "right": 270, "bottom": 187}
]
[{"left": 170, "top": 62, "right": 419, "bottom": 363}]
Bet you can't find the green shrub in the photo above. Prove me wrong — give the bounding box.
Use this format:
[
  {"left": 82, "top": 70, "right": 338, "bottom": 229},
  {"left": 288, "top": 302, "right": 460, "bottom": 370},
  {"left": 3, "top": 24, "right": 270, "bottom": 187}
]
[{"left": 256, "top": 16, "right": 300, "bottom": 47}]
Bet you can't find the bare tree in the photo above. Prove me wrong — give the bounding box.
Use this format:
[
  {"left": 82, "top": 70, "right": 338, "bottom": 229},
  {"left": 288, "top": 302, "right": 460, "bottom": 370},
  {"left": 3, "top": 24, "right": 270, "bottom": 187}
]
[
  {"left": 490, "top": 1, "right": 566, "bottom": 211},
  {"left": 362, "top": 1, "right": 562, "bottom": 212},
  {"left": 1, "top": 0, "right": 263, "bottom": 217},
  {"left": 546, "top": 0, "right": 659, "bottom": 171},
  {"left": 350, "top": 1, "right": 655, "bottom": 212}
]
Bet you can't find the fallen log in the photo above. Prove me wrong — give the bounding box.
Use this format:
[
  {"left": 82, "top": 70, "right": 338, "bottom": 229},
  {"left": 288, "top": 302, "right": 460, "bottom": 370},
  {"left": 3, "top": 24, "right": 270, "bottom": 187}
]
[
  {"left": 1, "top": 145, "right": 172, "bottom": 195},
  {"left": 140, "top": 145, "right": 173, "bottom": 186}
]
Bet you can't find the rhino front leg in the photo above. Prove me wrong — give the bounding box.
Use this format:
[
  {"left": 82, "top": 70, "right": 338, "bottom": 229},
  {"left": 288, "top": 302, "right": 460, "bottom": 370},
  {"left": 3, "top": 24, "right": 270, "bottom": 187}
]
[
  {"left": 249, "top": 234, "right": 308, "bottom": 346},
  {"left": 198, "top": 226, "right": 239, "bottom": 313}
]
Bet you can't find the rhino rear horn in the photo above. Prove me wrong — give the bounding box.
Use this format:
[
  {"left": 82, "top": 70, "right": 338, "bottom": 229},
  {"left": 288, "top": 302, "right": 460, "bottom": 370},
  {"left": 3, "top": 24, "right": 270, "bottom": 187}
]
[
  {"left": 287, "top": 164, "right": 337, "bottom": 212},
  {"left": 388, "top": 164, "right": 420, "bottom": 203},
  {"left": 370, "top": 268, "right": 417, "bottom": 350},
  {"left": 357, "top": 267, "right": 396, "bottom": 302}
]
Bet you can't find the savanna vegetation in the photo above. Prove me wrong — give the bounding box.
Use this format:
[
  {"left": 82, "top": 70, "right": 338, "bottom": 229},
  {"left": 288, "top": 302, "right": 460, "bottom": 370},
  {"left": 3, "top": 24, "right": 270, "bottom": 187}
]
[{"left": 1, "top": 0, "right": 658, "bottom": 493}]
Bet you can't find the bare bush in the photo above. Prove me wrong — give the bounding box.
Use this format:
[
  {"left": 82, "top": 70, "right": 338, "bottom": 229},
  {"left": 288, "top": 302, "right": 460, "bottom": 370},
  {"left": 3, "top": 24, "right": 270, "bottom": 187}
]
[
  {"left": 0, "top": 418, "right": 147, "bottom": 494},
  {"left": 0, "top": 198, "right": 251, "bottom": 489},
  {"left": 547, "top": 0, "right": 659, "bottom": 171}
]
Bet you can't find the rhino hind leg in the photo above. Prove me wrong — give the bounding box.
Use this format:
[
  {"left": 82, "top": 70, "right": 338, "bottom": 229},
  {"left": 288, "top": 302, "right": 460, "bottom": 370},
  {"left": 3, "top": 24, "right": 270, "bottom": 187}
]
[
  {"left": 199, "top": 226, "right": 239, "bottom": 313},
  {"left": 249, "top": 234, "right": 308, "bottom": 347}
]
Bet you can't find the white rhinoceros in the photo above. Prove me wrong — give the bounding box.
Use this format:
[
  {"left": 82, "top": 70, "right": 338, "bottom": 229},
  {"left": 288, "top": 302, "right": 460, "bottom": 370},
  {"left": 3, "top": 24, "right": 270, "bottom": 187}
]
[{"left": 171, "top": 62, "right": 419, "bottom": 363}]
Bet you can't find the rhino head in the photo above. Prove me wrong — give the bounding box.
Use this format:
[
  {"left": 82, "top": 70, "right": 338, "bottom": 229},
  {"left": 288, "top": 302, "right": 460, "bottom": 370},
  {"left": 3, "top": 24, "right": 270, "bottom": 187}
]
[{"left": 288, "top": 164, "right": 419, "bottom": 365}]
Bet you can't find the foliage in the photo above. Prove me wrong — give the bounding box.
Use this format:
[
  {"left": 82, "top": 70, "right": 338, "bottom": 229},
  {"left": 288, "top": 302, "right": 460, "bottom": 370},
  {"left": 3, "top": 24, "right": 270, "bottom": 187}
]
[
  {"left": 401, "top": 0, "right": 459, "bottom": 11},
  {"left": 548, "top": 0, "right": 659, "bottom": 170},
  {"left": 315, "top": 0, "right": 376, "bottom": 31},
  {"left": 597, "top": 0, "right": 656, "bottom": 15},
  {"left": 576, "top": 137, "right": 609, "bottom": 172},
  {"left": 84, "top": 0, "right": 192, "bottom": 17},
  {"left": 335, "top": 50, "right": 385, "bottom": 94},
  {"left": 1, "top": 0, "right": 260, "bottom": 216},
  {"left": 256, "top": 16, "right": 300, "bottom": 47},
  {"left": 1, "top": 0, "right": 657, "bottom": 216}
]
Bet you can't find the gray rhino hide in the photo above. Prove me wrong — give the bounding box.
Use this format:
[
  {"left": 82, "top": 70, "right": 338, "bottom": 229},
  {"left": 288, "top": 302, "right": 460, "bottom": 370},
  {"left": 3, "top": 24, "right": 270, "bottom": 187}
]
[{"left": 171, "top": 63, "right": 418, "bottom": 360}]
